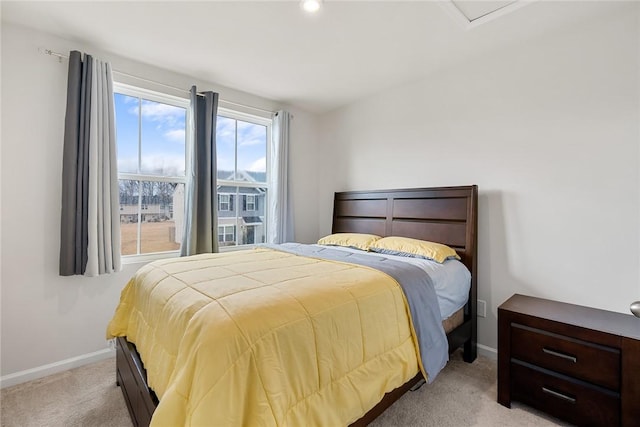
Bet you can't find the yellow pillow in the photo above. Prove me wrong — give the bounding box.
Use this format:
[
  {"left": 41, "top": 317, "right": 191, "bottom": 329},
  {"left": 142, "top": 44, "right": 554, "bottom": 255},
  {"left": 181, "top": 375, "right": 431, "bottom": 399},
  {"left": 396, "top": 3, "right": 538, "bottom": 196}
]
[
  {"left": 369, "top": 236, "right": 460, "bottom": 263},
  {"left": 317, "top": 233, "right": 382, "bottom": 251}
]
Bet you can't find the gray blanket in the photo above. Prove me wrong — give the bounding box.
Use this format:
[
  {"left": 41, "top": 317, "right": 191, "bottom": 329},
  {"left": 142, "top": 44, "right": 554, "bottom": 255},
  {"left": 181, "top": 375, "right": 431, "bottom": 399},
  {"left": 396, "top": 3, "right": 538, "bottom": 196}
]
[{"left": 265, "top": 243, "right": 449, "bottom": 383}]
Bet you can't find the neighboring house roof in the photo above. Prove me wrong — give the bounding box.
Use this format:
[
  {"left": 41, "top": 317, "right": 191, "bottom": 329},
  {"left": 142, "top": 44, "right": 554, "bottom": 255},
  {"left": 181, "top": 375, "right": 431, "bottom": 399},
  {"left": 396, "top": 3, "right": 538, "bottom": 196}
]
[{"left": 217, "top": 169, "right": 266, "bottom": 183}]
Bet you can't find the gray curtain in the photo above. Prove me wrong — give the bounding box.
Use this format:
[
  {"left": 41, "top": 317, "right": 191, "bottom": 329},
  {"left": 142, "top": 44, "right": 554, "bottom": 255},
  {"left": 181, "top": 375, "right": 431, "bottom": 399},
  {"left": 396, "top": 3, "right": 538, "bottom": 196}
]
[
  {"left": 268, "top": 111, "right": 294, "bottom": 243},
  {"left": 181, "top": 87, "right": 219, "bottom": 256},
  {"left": 59, "top": 51, "right": 121, "bottom": 276}
]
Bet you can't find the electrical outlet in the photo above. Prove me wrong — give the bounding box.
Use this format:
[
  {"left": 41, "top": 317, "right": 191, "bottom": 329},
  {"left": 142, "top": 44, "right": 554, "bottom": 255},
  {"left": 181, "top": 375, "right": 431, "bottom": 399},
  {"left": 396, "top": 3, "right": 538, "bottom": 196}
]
[{"left": 477, "top": 299, "right": 487, "bottom": 318}]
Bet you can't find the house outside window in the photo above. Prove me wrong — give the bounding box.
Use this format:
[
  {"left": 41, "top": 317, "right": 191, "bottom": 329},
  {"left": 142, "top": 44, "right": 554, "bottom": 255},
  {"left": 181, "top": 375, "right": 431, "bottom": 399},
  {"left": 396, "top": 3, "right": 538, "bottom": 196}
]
[
  {"left": 216, "top": 108, "right": 271, "bottom": 247},
  {"left": 114, "top": 83, "right": 189, "bottom": 258}
]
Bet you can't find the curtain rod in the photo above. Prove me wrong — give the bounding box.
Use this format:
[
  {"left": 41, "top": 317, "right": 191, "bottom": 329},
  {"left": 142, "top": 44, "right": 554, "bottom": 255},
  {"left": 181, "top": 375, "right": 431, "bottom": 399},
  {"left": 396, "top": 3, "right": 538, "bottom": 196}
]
[{"left": 41, "top": 48, "right": 276, "bottom": 115}]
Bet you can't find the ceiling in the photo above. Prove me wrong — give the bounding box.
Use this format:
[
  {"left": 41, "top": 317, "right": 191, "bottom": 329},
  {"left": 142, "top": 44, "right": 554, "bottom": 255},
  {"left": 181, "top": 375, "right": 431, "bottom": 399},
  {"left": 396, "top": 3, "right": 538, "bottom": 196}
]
[{"left": 1, "top": 1, "right": 630, "bottom": 113}]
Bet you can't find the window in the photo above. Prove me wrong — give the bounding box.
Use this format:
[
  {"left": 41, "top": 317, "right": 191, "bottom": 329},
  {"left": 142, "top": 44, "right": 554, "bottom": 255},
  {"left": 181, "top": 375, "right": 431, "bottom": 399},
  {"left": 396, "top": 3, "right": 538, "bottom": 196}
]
[
  {"left": 114, "top": 85, "right": 270, "bottom": 256},
  {"left": 219, "top": 194, "right": 231, "bottom": 211},
  {"left": 216, "top": 109, "right": 271, "bottom": 247},
  {"left": 245, "top": 195, "right": 256, "bottom": 211},
  {"left": 218, "top": 225, "right": 236, "bottom": 245},
  {"left": 114, "top": 84, "right": 189, "bottom": 257}
]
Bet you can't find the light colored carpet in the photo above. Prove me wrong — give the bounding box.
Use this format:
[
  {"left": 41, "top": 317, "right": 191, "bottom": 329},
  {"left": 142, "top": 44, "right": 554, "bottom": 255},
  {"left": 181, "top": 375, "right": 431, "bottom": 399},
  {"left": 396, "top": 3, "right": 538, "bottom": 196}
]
[
  {"left": 1, "top": 358, "right": 130, "bottom": 427},
  {"left": 370, "top": 351, "right": 569, "bottom": 427},
  {"left": 1, "top": 351, "right": 568, "bottom": 426}
]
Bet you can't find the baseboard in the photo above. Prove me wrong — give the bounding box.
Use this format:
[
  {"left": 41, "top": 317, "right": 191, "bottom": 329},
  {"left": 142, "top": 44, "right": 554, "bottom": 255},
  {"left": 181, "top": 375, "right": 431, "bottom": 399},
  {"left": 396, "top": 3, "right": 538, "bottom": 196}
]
[
  {"left": 478, "top": 343, "right": 497, "bottom": 360},
  {"left": 1, "top": 347, "right": 115, "bottom": 389}
]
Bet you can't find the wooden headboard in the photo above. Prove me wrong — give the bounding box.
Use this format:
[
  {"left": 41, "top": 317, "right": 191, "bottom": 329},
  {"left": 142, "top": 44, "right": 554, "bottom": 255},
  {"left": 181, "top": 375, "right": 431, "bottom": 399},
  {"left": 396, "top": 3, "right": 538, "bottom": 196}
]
[
  {"left": 332, "top": 186, "right": 477, "bottom": 271},
  {"left": 332, "top": 185, "right": 478, "bottom": 361}
]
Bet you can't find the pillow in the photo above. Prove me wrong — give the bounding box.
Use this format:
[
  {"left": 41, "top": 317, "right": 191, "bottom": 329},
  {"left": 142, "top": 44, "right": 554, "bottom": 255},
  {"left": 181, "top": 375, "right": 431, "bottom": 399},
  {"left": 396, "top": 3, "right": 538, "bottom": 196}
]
[
  {"left": 317, "top": 233, "right": 382, "bottom": 251},
  {"left": 369, "top": 236, "right": 460, "bottom": 264}
]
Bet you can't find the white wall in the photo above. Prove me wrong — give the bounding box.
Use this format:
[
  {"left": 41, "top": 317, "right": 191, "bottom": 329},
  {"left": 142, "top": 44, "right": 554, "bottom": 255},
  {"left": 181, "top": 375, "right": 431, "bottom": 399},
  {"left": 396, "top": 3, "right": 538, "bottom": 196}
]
[
  {"left": 318, "top": 5, "right": 640, "bottom": 351},
  {"left": 0, "top": 22, "right": 319, "bottom": 381}
]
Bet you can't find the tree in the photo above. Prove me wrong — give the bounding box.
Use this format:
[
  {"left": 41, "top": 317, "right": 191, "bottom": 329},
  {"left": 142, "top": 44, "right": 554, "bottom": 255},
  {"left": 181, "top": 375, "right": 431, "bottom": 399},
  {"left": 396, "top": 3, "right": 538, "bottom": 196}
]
[{"left": 119, "top": 180, "right": 138, "bottom": 205}]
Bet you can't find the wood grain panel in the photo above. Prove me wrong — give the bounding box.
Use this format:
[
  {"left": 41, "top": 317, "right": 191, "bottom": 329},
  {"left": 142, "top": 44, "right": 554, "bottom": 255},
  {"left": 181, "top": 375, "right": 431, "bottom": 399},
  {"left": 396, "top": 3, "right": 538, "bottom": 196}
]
[
  {"left": 511, "top": 362, "right": 620, "bottom": 426},
  {"left": 391, "top": 220, "right": 466, "bottom": 247},
  {"left": 334, "top": 187, "right": 473, "bottom": 200},
  {"left": 621, "top": 337, "right": 640, "bottom": 427},
  {"left": 332, "top": 218, "right": 386, "bottom": 236},
  {"left": 393, "top": 197, "right": 467, "bottom": 220},
  {"left": 510, "top": 323, "right": 620, "bottom": 390},
  {"left": 335, "top": 199, "right": 387, "bottom": 218}
]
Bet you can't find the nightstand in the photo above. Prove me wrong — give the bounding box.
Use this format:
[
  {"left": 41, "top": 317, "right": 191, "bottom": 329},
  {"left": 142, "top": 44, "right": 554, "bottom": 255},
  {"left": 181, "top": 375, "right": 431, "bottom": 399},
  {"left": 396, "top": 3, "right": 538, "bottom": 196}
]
[{"left": 498, "top": 294, "right": 640, "bottom": 426}]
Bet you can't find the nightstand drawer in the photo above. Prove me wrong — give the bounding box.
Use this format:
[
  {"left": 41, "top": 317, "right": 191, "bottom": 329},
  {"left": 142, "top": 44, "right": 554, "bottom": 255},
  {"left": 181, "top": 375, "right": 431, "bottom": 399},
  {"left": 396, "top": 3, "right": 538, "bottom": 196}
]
[
  {"left": 511, "top": 323, "right": 620, "bottom": 390},
  {"left": 511, "top": 361, "right": 620, "bottom": 427}
]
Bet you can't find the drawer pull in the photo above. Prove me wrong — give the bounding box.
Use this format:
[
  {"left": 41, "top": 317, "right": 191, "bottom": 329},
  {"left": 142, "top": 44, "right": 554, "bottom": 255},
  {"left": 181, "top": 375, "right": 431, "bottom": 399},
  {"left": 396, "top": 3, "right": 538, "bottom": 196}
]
[
  {"left": 542, "top": 387, "right": 576, "bottom": 404},
  {"left": 543, "top": 347, "right": 577, "bottom": 363}
]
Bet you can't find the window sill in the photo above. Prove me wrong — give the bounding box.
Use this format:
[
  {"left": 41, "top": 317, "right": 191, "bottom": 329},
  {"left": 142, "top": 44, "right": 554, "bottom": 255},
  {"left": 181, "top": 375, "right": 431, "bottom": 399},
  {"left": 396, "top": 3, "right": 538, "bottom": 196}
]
[
  {"left": 219, "top": 244, "right": 259, "bottom": 252},
  {"left": 121, "top": 245, "right": 259, "bottom": 265},
  {"left": 121, "top": 251, "right": 181, "bottom": 265}
]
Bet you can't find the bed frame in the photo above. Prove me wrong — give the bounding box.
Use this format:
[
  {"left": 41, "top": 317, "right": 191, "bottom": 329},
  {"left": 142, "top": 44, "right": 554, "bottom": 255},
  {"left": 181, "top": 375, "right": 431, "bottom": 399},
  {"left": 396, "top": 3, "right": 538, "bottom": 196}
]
[
  {"left": 334, "top": 185, "right": 478, "bottom": 425},
  {"left": 115, "top": 185, "right": 478, "bottom": 427}
]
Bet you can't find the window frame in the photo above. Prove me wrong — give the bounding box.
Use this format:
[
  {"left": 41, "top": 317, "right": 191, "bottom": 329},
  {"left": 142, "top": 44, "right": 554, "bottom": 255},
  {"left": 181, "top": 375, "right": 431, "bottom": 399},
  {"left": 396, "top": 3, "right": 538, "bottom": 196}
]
[{"left": 114, "top": 83, "right": 191, "bottom": 263}]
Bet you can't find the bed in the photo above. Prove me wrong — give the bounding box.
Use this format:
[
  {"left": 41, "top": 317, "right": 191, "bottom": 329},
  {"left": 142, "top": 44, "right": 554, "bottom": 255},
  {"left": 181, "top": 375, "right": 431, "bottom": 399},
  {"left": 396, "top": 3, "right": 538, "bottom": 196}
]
[{"left": 109, "top": 185, "right": 478, "bottom": 426}]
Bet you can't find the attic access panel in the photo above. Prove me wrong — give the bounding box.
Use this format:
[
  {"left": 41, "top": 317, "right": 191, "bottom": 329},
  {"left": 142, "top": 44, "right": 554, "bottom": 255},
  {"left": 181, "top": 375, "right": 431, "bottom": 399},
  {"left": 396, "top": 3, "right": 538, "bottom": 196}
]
[{"left": 441, "top": 0, "right": 531, "bottom": 30}]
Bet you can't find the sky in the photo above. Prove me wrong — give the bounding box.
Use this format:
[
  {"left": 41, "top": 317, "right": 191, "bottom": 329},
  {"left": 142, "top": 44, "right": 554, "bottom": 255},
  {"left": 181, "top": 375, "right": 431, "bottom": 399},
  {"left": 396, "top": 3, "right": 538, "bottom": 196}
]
[{"left": 114, "top": 93, "right": 267, "bottom": 180}]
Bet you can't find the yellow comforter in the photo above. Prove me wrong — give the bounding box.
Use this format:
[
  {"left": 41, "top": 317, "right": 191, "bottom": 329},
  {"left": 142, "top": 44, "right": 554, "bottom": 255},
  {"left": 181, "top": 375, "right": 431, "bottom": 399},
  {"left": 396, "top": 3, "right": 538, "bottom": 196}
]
[{"left": 107, "top": 248, "right": 421, "bottom": 426}]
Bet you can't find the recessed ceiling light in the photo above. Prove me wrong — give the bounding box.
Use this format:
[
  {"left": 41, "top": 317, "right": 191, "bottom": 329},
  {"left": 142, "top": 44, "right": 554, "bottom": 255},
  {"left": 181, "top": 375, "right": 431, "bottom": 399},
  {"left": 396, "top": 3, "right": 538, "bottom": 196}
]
[{"left": 301, "top": 0, "right": 322, "bottom": 13}]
